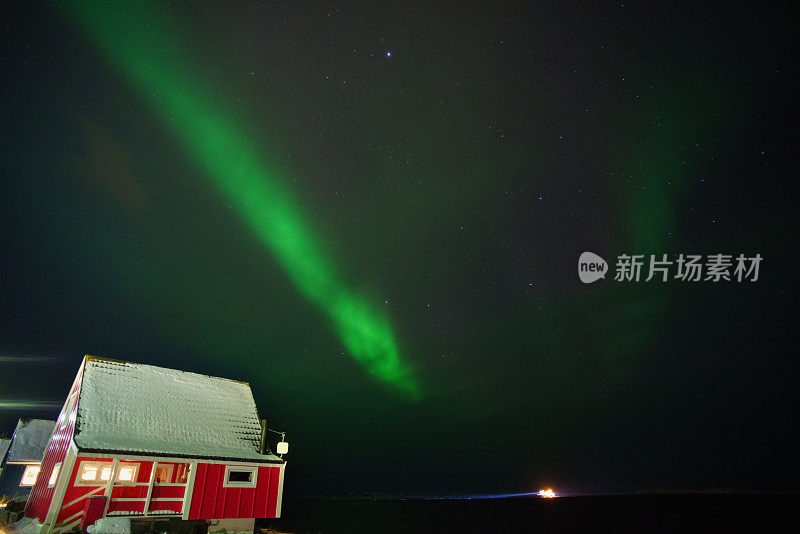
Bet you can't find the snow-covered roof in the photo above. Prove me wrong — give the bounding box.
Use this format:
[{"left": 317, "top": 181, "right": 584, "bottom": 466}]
[
  {"left": 73, "top": 356, "right": 282, "bottom": 463},
  {"left": 6, "top": 419, "right": 55, "bottom": 464},
  {"left": 0, "top": 438, "right": 11, "bottom": 463}
]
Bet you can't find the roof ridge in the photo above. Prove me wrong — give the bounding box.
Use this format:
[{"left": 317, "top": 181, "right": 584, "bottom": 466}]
[
  {"left": 84, "top": 354, "right": 250, "bottom": 386},
  {"left": 85, "top": 354, "right": 127, "bottom": 365}
]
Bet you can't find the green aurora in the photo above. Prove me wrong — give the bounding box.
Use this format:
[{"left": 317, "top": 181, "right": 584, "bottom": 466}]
[{"left": 58, "top": 0, "right": 420, "bottom": 399}]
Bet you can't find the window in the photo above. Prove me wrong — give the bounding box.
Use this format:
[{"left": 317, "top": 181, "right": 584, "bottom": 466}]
[
  {"left": 154, "top": 464, "right": 173, "bottom": 484},
  {"left": 100, "top": 466, "right": 113, "bottom": 482},
  {"left": 175, "top": 463, "right": 189, "bottom": 483},
  {"left": 115, "top": 463, "right": 139, "bottom": 483},
  {"left": 77, "top": 461, "right": 140, "bottom": 485},
  {"left": 48, "top": 463, "right": 61, "bottom": 487},
  {"left": 222, "top": 465, "right": 258, "bottom": 488},
  {"left": 77, "top": 462, "right": 104, "bottom": 485},
  {"left": 81, "top": 465, "right": 97, "bottom": 481},
  {"left": 20, "top": 465, "right": 40, "bottom": 487},
  {"left": 228, "top": 471, "right": 251, "bottom": 482}
]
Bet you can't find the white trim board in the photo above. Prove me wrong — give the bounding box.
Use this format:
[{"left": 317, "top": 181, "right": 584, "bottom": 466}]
[{"left": 76, "top": 451, "right": 282, "bottom": 466}]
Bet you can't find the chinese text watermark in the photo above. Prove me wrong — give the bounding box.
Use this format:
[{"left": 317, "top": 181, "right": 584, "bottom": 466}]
[{"left": 579, "top": 252, "right": 762, "bottom": 284}]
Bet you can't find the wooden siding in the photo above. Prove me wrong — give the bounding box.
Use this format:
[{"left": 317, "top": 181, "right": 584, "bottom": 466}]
[
  {"left": 188, "top": 463, "right": 281, "bottom": 519},
  {"left": 24, "top": 362, "right": 84, "bottom": 522},
  {"left": 57, "top": 457, "right": 188, "bottom": 523}
]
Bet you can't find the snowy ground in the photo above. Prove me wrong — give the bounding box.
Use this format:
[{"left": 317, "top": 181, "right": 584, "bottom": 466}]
[
  {"left": 0, "top": 517, "right": 43, "bottom": 534},
  {"left": 86, "top": 517, "right": 131, "bottom": 534}
]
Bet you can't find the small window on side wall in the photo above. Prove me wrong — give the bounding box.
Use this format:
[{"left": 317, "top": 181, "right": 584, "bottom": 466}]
[
  {"left": 48, "top": 462, "right": 62, "bottom": 487},
  {"left": 222, "top": 465, "right": 258, "bottom": 488}
]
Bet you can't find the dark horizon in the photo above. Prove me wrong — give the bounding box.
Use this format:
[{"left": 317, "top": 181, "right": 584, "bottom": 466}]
[{"left": 2, "top": 1, "right": 797, "bottom": 499}]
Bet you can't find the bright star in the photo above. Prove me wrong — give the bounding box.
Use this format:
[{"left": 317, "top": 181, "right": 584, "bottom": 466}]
[{"left": 386, "top": 51, "right": 391, "bottom": 57}]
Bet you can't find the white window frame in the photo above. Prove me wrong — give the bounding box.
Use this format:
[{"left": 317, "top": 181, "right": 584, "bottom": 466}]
[
  {"left": 48, "top": 462, "right": 62, "bottom": 487},
  {"left": 114, "top": 462, "right": 140, "bottom": 484},
  {"left": 75, "top": 461, "right": 139, "bottom": 486},
  {"left": 20, "top": 464, "right": 40, "bottom": 487},
  {"left": 75, "top": 461, "right": 109, "bottom": 486},
  {"left": 222, "top": 465, "right": 258, "bottom": 488}
]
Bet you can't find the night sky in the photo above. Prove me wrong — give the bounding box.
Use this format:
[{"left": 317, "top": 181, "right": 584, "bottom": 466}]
[{"left": 1, "top": 1, "right": 796, "bottom": 497}]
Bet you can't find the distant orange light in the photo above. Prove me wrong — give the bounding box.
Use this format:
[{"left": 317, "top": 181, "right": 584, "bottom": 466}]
[{"left": 538, "top": 488, "right": 556, "bottom": 498}]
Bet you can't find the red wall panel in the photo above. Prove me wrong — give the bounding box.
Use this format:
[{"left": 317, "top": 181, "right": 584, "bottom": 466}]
[
  {"left": 188, "top": 464, "right": 280, "bottom": 520},
  {"left": 240, "top": 484, "right": 255, "bottom": 517},
  {"left": 151, "top": 485, "right": 185, "bottom": 499},
  {"left": 57, "top": 456, "right": 109, "bottom": 524},
  {"left": 267, "top": 467, "right": 280, "bottom": 518},
  {"left": 80, "top": 496, "right": 107, "bottom": 531},
  {"left": 60, "top": 456, "right": 112, "bottom": 517},
  {"left": 107, "top": 500, "right": 145, "bottom": 514},
  {"left": 111, "top": 485, "right": 148, "bottom": 499},
  {"left": 57, "top": 485, "right": 102, "bottom": 525},
  {"left": 150, "top": 500, "right": 182, "bottom": 514},
  {"left": 55, "top": 457, "right": 189, "bottom": 520}
]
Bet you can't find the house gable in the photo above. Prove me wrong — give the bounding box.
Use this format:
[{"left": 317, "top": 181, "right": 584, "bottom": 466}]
[{"left": 24, "top": 357, "right": 85, "bottom": 523}]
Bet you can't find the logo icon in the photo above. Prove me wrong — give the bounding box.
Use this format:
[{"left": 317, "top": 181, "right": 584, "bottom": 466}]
[{"left": 579, "top": 252, "right": 608, "bottom": 283}]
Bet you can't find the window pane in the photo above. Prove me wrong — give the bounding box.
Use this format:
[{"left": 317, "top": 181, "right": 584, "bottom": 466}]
[
  {"left": 100, "top": 467, "right": 112, "bottom": 481},
  {"left": 21, "top": 465, "right": 40, "bottom": 486},
  {"left": 227, "top": 470, "right": 252, "bottom": 482},
  {"left": 117, "top": 466, "right": 135, "bottom": 482},
  {"left": 154, "top": 465, "right": 172, "bottom": 483},
  {"left": 49, "top": 464, "right": 61, "bottom": 486},
  {"left": 176, "top": 464, "right": 189, "bottom": 483},
  {"left": 81, "top": 466, "right": 97, "bottom": 481}
]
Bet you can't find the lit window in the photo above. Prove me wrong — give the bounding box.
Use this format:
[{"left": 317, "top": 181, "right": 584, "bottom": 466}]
[
  {"left": 77, "top": 461, "right": 113, "bottom": 485},
  {"left": 76, "top": 461, "right": 140, "bottom": 485},
  {"left": 154, "top": 464, "right": 174, "bottom": 484},
  {"left": 48, "top": 463, "right": 61, "bottom": 487},
  {"left": 81, "top": 466, "right": 98, "bottom": 481},
  {"left": 222, "top": 465, "right": 258, "bottom": 488},
  {"left": 100, "top": 467, "right": 112, "bottom": 481},
  {"left": 116, "top": 465, "right": 137, "bottom": 482},
  {"left": 21, "top": 465, "right": 40, "bottom": 487}
]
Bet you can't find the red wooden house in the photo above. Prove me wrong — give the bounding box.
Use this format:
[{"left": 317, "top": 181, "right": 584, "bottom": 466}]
[{"left": 23, "top": 355, "right": 286, "bottom": 533}]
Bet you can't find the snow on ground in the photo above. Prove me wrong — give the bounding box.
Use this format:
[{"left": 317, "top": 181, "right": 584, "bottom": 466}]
[
  {"left": 74, "top": 358, "right": 281, "bottom": 461},
  {"left": 86, "top": 517, "right": 131, "bottom": 534},
  {"left": 0, "top": 517, "right": 44, "bottom": 534}
]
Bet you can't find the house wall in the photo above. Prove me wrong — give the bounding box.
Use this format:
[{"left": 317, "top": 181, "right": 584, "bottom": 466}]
[
  {"left": 42, "top": 453, "right": 283, "bottom": 527},
  {"left": 24, "top": 362, "right": 84, "bottom": 523},
  {"left": 57, "top": 457, "right": 189, "bottom": 524},
  {"left": 188, "top": 463, "right": 283, "bottom": 520},
  {"left": 56, "top": 456, "right": 114, "bottom": 524}
]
